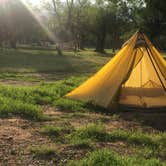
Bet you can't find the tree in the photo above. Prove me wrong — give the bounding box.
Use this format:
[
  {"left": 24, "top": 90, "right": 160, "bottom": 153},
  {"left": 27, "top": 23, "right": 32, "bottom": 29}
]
[
  {"left": 0, "top": 0, "right": 44, "bottom": 48},
  {"left": 142, "top": 0, "right": 166, "bottom": 49}
]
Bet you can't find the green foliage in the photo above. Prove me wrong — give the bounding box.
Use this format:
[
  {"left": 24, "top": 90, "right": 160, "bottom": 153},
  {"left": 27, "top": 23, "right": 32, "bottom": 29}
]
[{"left": 68, "top": 149, "right": 164, "bottom": 166}]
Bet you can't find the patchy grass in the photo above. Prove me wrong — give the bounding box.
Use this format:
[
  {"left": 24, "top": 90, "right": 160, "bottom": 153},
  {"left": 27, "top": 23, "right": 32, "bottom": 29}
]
[
  {"left": 68, "top": 149, "right": 165, "bottom": 166},
  {"left": 55, "top": 98, "right": 86, "bottom": 112},
  {"left": 69, "top": 138, "right": 93, "bottom": 149},
  {"left": 0, "top": 49, "right": 109, "bottom": 74},
  {"left": 40, "top": 124, "right": 74, "bottom": 144},
  {"left": 73, "top": 123, "right": 107, "bottom": 141},
  {"left": 0, "top": 76, "right": 88, "bottom": 120},
  {"left": 107, "top": 130, "right": 157, "bottom": 147},
  {"left": 0, "top": 72, "right": 40, "bottom": 82},
  {"left": 0, "top": 95, "right": 46, "bottom": 120},
  {"left": 67, "top": 123, "right": 162, "bottom": 150},
  {"left": 30, "top": 146, "right": 58, "bottom": 158},
  {"left": 0, "top": 75, "right": 107, "bottom": 121},
  {"left": 66, "top": 123, "right": 106, "bottom": 149},
  {"left": 40, "top": 125, "right": 73, "bottom": 137},
  {"left": 0, "top": 48, "right": 165, "bottom": 165}
]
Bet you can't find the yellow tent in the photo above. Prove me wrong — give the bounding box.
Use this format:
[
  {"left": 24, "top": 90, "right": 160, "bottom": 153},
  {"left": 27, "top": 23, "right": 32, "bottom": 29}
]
[{"left": 65, "top": 31, "right": 166, "bottom": 109}]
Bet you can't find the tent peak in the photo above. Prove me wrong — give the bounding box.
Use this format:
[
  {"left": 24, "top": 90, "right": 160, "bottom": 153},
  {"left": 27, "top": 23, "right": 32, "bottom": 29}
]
[
  {"left": 137, "top": 28, "right": 144, "bottom": 34},
  {"left": 135, "top": 32, "right": 147, "bottom": 48}
]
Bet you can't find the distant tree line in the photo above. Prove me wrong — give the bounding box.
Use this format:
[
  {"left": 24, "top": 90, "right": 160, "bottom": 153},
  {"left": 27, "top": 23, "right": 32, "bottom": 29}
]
[{"left": 0, "top": 0, "right": 166, "bottom": 53}]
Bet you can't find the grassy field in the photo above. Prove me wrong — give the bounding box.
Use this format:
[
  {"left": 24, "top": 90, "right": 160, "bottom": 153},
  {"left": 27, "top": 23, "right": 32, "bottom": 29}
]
[{"left": 0, "top": 48, "right": 165, "bottom": 166}]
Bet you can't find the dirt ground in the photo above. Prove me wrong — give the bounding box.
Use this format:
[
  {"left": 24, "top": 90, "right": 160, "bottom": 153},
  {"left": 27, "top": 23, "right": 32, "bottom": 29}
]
[
  {"left": 0, "top": 106, "right": 165, "bottom": 165},
  {"left": 0, "top": 81, "right": 165, "bottom": 166}
]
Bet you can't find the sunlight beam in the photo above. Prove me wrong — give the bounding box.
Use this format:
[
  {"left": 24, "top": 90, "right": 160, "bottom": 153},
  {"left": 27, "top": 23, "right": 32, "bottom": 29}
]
[{"left": 20, "top": 0, "right": 56, "bottom": 42}]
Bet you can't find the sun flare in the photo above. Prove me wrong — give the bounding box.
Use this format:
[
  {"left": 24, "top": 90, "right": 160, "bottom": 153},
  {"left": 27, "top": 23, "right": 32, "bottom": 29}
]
[{"left": 20, "top": 0, "right": 55, "bottom": 41}]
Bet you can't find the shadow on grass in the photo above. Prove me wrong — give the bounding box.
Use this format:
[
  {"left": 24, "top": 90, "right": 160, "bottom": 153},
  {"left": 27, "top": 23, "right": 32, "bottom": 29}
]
[
  {"left": 86, "top": 103, "right": 166, "bottom": 131},
  {"left": 0, "top": 49, "right": 109, "bottom": 74},
  {"left": 120, "top": 111, "right": 166, "bottom": 131}
]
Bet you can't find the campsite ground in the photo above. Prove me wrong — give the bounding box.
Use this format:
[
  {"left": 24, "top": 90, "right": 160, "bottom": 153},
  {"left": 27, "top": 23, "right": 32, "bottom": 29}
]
[{"left": 0, "top": 48, "right": 166, "bottom": 166}]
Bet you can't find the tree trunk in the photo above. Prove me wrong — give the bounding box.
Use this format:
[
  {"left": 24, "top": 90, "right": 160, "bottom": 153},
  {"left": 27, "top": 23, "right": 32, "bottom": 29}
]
[
  {"left": 10, "top": 40, "right": 17, "bottom": 49},
  {"left": 79, "top": 36, "right": 85, "bottom": 50},
  {"left": 95, "top": 34, "right": 106, "bottom": 53},
  {"left": 95, "top": 20, "right": 106, "bottom": 53},
  {"left": 56, "top": 45, "right": 63, "bottom": 56}
]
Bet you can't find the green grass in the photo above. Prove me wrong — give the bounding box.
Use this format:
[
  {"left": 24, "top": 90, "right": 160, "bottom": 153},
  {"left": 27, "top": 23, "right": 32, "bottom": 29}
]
[
  {"left": 54, "top": 98, "right": 86, "bottom": 112},
  {"left": 30, "top": 146, "right": 57, "bottom": 158},
  {"left": 40, "top": 124, "right": 74, "bottom": 144},
  {"left": 28, "top": 76, "right": 84, "bottom": 105},
  {"left": 73, "top": 123, "right": 107, "bottom": 141},
  {"left": 0, "top": 48, "right": 165, "bottom": 165},
  {"left": 0, "top": 74, "right": 164, "bottom": 161},
  {"left": 40, "top": 125, "right": 73, "bottom": 137},
  {"left": 0, "top": 49, "right": 109, "bottom": 74},
  {"left": 107, "top": 130, "right": 157, "bottom": 147},
  {"left": 68, "top": 149, "right": 165, "bottom": 166},
  {"left": 67, "top": 123, "right": 161, "bottom": 148},
  {"left": 69, "top": 137, "right": 93, "bottom": 149},
  {"left": 0, "top": 95, "right": 46, "bottom": 120},
  {"left": 0, "top": 76, "right": 88, "bottom": 120}
]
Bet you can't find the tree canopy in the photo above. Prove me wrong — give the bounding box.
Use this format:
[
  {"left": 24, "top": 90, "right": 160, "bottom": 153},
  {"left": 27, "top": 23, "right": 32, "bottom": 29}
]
[{"left": 0, "top": 0, "right": 166, "bottom": 51}]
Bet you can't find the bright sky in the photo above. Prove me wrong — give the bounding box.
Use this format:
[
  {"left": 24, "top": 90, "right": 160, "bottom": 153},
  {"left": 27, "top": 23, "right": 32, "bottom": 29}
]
[
  {"left": 22, "top": 0, "right": 43, "bottom": 6},
  {"left": 27, "top": 0, "right": 41, "bottom": 5}
]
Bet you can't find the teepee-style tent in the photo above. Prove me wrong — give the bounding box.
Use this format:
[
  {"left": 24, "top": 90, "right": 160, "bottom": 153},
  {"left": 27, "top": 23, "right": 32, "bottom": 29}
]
[{"left": 65, "top": 31, "right": 166, "bottom": 109}]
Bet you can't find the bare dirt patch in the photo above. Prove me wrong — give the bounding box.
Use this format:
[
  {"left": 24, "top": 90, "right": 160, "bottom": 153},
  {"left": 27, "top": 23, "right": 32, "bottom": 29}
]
[
  {"left": 0, "top": 80, "right": 35, "bottom": 86},
  {"left": 0, "top": 118, "right": 54, "bottom": 166},
  {"left": 0, "top": 108, "right": 165, "bottom": 165}
]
